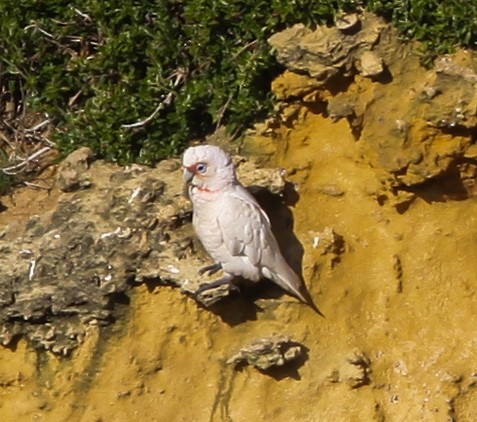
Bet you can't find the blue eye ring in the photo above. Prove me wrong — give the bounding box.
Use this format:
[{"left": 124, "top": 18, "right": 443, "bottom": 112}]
[{"left": 196, "top": 163, "right": 207, "bottom": 174}]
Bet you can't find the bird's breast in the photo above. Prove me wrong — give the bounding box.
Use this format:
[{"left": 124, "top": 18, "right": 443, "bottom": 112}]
[{"left": 191, "top": 196, "right": 224, "bottom": 254}]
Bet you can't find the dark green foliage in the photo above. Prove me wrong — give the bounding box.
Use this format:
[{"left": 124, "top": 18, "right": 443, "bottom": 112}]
[
  {"left": 0, "top": 1, "right": 475, "bottom": 163},
  {"left": 368, "top": 0, "right": 477, "bottom": 65},
  {"left": 0, "top": 172, "right": 13, "bottom": 196}
]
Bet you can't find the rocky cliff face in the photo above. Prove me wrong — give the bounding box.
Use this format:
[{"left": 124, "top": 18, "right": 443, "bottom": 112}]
[
  {"left": 266, "top": 12, "right": 477, "bottom": 203},
  {"left": 1, "top": 11, "right": 477, "bottom": 422}
]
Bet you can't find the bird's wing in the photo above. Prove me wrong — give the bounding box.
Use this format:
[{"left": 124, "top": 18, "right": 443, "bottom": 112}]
[
  {"left": 216, "top": 187, "right": 318, "bottom": 310},
  {"left": 216, "top": 188, "right": 274, "bottom": 266}
]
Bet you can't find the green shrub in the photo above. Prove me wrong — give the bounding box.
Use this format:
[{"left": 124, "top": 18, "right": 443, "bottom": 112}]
[
  {"left": 0, "top": 1, "right": 475, "bottom": 164},
  {"left": 368, "top": 0, "right": 477, "bottom": 65},
  {"left": 0, "top": 172, "right": 13, "bottom": 196}
]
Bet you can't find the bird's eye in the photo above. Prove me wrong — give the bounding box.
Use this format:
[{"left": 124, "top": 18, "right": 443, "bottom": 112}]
[{"left": 196, "top": 163, "right": 207, "bottom": 174}]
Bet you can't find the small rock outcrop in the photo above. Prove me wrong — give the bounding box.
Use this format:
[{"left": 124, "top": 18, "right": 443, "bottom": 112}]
[
  {"left": 267, "top": 12, "right": 477, "bottom": 204},
  {"left": 0, "top": 148, "right": 288, "bottom": 354},
  {"left": 227, "top": 334, "right": 306, "bottom": 372},
  {"left": 268, "top": 13, "right": 386, "bottom": 80}
]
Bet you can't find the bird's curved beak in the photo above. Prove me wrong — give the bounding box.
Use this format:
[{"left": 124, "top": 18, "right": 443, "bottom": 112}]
[
  {"left": 182, "top": 167, "right": 194, "bottom": 199},
  {"left": 183, "top": 167, "right": 194, "bottom": 184}
]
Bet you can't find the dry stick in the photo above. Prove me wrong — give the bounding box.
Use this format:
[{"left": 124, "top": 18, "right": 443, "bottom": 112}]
[
  {"left": 68, "top": 89, "right": 83, "bottom": 107},
  {"left": 24, "top": 23, "right": 73, "bottom": 53},
  {"left": 25, "top": 119, "right": 50, "bottom": 133},
  {"left": 0, "top": 131, "right": 14, "bottom": 149},
  {"left": 231, "top": 40, "right": 258, "bottom": 61},
  {"left": 24, "top": 133, "right": 57, "bottom": 148},
  {"left": 121, "top": 71, "right": 185, "bottom": 129},
  {"left": 1, "top": 147, "right": 52, "bottom": 175},
  {"left": 120, "top": 92, "right": 174, "bottom": 129},
  {"left": 215, "top": 93, "right": 234, "bottom": 131},
  {"left": 74, "top": 8, "right": 92, "bottom": 21},
  {"left": 215, "top": 79, "right": 246, "bottom": 131},
  {"left": 37, "top": 136, "right": 57, "bottom": 148},
  {"left": 24, "top": 24, "right": 54, "bottom": 39},
  {"left": 23, "top": 181, "right": 52, "bottom": 191},
  {"left": 214, "top": 43, "right": 258, "bottom": 132}
]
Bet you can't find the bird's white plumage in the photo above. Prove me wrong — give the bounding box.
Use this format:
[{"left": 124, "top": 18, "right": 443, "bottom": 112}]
[{"left": 182, "top": 144, "right": 314, "bottom": 306}]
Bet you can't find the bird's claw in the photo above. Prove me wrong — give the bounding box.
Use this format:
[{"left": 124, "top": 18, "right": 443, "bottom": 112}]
[
  {"left": 228, "top": 283, "right": 240, "bottom": 294},
  {"left": 193, "top": 275, "right": 238, "bottom": 297},
  {"left": 198, "top": 263, "right": 222, "bottom": 276}
]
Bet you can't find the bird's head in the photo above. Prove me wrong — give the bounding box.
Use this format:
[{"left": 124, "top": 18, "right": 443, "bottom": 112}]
[{"left": 182, "top": 145, "right": 236, "bottom": 192}]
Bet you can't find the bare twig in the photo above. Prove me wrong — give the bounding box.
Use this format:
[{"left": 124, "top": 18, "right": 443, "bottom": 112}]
[
  {"left": 68, "top": 89, "right": 83, "bottom": 107},
  {"left": 120, "top": 92, "right": 174, "bottom": 129},
  {"left": 38, "top": 136, "right": 56, "bottom": 148},
  {"left": 215, "top": 93, "right": 234, "bottom": 131},
  {"left": 25, "top": 119, "right": 50, "bottom": 133},
  {"left": 215, "top": 79, "right": 246, "bottom": 131},
  {"left": 64, "top": 36, "right": 85, "bottom": 43},
  {"left": 0, "top": 131, "right": 14, "bottom": 149},
  {"left": 2, "top": 120, "right": 15, "bottom": 132},
  {"left": 1, "top": 146, "right": 52, "bottom": 175},
  {"left": 74, "top": 8, "right": 92, "bottom": 23},
  {"left": 121, "top": 70, "right": 186, "bottom": 129},
  {"left": 231, "top": 40, "right": 258, "bottom": 61},
  {"left": 24, "top": 22, "right": 76, "bottom": 54},
  {"left": 22, "top": 181, "right": 52, "bottom": 191},
  {"left": 24, "top": 24, "right": 54, "bottom": 39},
  {"left": 51, "top": 18, "right": 75, "bottom": 26}
]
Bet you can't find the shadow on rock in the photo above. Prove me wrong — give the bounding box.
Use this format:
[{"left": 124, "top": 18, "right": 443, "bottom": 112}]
[
  {"left": 392, "top": 159, "right": 475, "bottom": 214},
  {"left": 191, "top": 279, "right": 320, "bottom": 325},
  {"left": 370, "top": 65, "right": 393, "bottom": 84},
  {"left": 195, "top": 278, "right": 284, "bottom": 325},
  {"left": 140, "top": 275, "right": 263, "bottom": 326},
  {"left": 200, "top": 292, "right": 262, "bottom": 326},
  {"left": 411, "top": 162, "right": 473, "bottom": 203}
]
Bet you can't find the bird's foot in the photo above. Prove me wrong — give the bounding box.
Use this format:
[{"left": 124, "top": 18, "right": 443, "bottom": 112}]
[
  {"left": 194, "top": 275, "right": 239, "bottom": 297},
  {"left": 198, "top": 263, "right": 222, "bottom": 276}
]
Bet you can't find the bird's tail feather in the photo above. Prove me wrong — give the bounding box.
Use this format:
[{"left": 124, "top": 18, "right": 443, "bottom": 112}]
[{"left": 267, "top": 266, "right": 323, "bottom": 316}]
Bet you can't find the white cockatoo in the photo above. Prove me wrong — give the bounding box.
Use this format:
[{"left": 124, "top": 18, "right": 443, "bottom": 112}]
[{"left": 182, "top": 144, "right": 320, "bottom": 313}]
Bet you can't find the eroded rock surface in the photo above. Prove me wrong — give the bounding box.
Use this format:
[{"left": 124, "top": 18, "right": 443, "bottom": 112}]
[
  {"left": 227, "top": 334, "right": 306, "bottom": 372},
  {"left": 236, "top": 11, "right": 477, "bottom": 422},
  {"left": 267, "top": 12, "right": 477, "bottom": 205},
  {"left": 268, "top": 13, "right": 386, "bottom": 81},
  {"left": 0, "top": 148, "right": 287, "bottom": 354}
]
